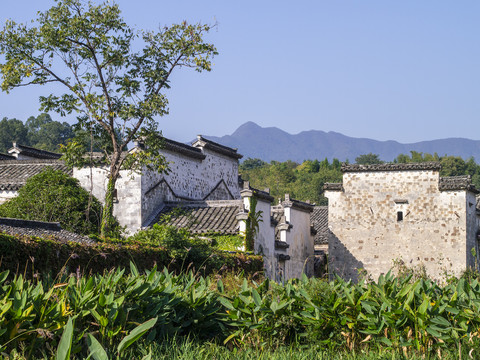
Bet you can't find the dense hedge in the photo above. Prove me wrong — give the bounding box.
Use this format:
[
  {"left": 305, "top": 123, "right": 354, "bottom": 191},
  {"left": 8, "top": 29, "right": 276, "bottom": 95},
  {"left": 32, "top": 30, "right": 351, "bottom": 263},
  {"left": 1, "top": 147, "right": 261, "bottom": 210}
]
[{"left": 0, "top": 233, "right": 263, "bottom": 280}]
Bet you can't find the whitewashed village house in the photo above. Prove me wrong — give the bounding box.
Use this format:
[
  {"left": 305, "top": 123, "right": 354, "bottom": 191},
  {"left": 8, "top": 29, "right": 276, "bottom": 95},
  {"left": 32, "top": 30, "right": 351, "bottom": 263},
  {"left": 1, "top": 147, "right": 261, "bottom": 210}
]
[
  {"left": 4, "top": 141, "right": 478, "bottom": 282},
  {"left": 0, "top": 139, "right": 320, "bottom": 281},
  {"left": 325, "top": 163, "right": 480, "bottom": 282}
]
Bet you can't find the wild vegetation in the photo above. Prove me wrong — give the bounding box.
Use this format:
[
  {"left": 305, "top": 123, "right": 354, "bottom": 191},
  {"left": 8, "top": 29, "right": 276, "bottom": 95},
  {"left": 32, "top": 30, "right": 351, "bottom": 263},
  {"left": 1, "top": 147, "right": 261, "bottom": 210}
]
[{"left": 1, "top": 261, "right": 480, "bottom": 359}]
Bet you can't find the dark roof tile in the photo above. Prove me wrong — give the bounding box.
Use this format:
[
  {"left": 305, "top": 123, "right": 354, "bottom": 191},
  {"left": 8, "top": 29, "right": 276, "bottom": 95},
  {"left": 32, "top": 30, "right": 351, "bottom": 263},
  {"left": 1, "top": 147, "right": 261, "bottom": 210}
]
[
  {"left": 439, "top": 175, "right": 479, "bottom": 193},
  {"left": 154, "top": 200, "right": 243, "bottom": 234},
  {"left": 0, "top": 153, "right": 16, "bottom": 160},
  {"left": 0, "top": 217, "right": 93, "bottom": 244},
  {"left": 162, "top": 138, "right": 206, "bottom": 160},
  {"left": 311, "top": 206, "right": 329, "bottom": 245},
  {"left": 0, "top": 160, "right": 72, "bottom": 190},
  {"left": 342, "top": 162, "right": 441, "bottom": 173},
  {"left": 193, "top": 136, "right": 243, "bottom": 160},
  {"left": 9, "top": 143, "right": 62, "bottom": 159}
]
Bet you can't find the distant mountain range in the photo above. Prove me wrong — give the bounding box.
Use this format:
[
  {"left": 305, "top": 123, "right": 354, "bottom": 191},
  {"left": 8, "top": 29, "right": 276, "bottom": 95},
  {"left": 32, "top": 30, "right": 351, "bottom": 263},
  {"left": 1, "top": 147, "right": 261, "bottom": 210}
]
[{"left": 204, "top": 121, "right": 480, "bottom": 163}]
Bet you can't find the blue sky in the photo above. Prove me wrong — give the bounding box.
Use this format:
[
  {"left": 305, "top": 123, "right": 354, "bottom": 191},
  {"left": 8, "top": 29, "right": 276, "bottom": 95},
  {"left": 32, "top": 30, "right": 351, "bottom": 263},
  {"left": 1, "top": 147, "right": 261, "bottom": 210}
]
[{"left": 1, "top": 1, "right": 479, "bottom": 143}]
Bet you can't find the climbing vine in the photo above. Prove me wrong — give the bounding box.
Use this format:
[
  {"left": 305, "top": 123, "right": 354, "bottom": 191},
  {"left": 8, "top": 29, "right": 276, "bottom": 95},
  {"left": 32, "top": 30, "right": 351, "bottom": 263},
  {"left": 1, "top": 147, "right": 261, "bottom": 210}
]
[{"left": 244, "top": 197, "right": 263, "bottom": 252}]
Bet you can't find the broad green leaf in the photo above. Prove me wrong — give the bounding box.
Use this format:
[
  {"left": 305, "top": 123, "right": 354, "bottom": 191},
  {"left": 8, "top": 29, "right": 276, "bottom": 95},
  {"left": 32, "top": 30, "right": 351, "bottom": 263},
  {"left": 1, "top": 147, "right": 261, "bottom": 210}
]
[
  {"left": 56, "top": 317, "right": 74, "bottom": 360},
  {"left": 251, "top": 289, "right": 262, "bottom": 307},
  {"left": 430, "top": 316, "right": 451, "bottom": 327},
  {"left": 217, "top": 279, "right": 224, "bottom": 293},
  {"left": 418, "top": 296, "right": 429, "bottom": 315},
  {"left": 86, "top": 333, "right": 108, "bottom": 360},
  {"left": 130, "top": 261, "right": 139, "bottom": 277},
  {"left": 117, "top": 317, "right": 157, "bottom": 355},
  {"left": 219, "top": 297, "right": 235, "bottom": 311}
]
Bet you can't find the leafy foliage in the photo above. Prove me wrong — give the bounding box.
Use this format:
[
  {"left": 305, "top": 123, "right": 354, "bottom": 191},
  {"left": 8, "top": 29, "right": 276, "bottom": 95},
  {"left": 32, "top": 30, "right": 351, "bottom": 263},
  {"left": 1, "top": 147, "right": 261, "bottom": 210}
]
[
  {"left": 0, "top": 0, "right": 218, "bottom": 236},
  {"left": 240, "top": 158, "right": 342, "bottom": 205},
  {"left": 394, "top": 151, "right": 480, "bottom": 188},
  {"left": 127, "top": 224, "right": 254, "bottom": 273},
  {"left": 25, "top": 113, "right": 74, "bottom": 152},
  {"left": 2, "top": 263, "right": 480, "bottom": 358},
  {"left": 0, "top": 168, "right": 102, "bottom": 235},
  {"left": 355, "top": 153, "right": 383, "bottom": 165},
  {"left": 0, "top": 117, "right": 28, "bottom": 153},
  {"left": 244, "top": 197, "right": 262, "bottom": 252},
  {"left": 0, "top": 114, "right": 74, "bottom": 153}
]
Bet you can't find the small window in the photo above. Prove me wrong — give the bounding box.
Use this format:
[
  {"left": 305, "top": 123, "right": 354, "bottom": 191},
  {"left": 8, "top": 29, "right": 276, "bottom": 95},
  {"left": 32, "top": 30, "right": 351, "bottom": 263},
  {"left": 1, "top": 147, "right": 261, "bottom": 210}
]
[{"left": 397, "top": 211, "right": 403, "bottom": 222}]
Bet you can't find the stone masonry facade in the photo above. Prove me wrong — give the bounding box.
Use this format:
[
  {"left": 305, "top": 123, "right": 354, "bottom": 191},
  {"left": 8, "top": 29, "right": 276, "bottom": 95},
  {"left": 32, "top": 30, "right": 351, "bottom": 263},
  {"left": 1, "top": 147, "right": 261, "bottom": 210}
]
[
  {"left": 74, "top": 136, "right": 243, "bottom": 233},
  {"left": 325, "top": 163, "right": 480, "bottom": 282}
]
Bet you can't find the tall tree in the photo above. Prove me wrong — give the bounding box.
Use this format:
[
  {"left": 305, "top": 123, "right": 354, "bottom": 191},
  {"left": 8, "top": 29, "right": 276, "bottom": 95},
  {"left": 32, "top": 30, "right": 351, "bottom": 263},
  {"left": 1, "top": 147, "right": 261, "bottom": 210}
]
[
  {"left": 0, "top": 117, "right": 28, "bottom": 152},
  {"left": 0, "top": 0, "right": 217, "bottom": 236},
  {"left": 26, "top": 113, "right": 74, "bottom": 151}
]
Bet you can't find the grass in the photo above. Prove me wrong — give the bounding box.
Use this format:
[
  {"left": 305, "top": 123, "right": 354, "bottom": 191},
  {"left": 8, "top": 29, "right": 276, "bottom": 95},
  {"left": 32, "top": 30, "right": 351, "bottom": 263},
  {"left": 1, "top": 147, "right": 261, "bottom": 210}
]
[{"left": 127, "top": 338, "right": 475, "bottom": 360}]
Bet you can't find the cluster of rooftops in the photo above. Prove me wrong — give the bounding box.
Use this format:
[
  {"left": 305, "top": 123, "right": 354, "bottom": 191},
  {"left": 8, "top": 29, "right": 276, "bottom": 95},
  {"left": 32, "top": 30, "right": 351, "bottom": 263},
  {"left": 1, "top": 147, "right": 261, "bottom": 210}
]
[
  {"left": 2, "top": 139, "right": 476, "bottom": 248},
  {"left": 0, "top": 138, "right": 330, "bottom": 247}
]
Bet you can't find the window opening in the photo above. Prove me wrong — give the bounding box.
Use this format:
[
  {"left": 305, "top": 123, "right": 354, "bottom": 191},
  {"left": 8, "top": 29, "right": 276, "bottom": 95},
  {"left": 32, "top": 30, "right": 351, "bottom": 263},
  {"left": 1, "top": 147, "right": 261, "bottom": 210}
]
[{"left": 397, "top": 211, "right": 403, "bottom": 222}]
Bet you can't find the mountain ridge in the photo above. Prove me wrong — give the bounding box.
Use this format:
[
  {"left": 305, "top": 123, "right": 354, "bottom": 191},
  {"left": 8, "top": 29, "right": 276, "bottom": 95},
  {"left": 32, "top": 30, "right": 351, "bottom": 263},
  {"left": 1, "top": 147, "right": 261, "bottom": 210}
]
[{"left": 204, "top": 121, "right": 480, "bottom": 162}]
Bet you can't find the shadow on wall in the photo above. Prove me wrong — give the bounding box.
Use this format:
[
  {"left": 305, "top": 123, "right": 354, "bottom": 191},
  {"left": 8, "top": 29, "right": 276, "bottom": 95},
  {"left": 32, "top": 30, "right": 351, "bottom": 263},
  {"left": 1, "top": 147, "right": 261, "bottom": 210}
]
[{"left": 328, "top": 233, "right": 365, "bottom": 283}]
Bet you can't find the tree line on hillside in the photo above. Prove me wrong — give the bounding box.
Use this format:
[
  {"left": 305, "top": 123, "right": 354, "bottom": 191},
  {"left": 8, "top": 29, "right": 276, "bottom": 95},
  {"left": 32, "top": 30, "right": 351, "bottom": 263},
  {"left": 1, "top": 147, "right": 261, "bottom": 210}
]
[
  {"left": 0, "top": 113, "right": 73, "bottom": 153},
  {"left": 240, "top": 152, "right": 480, "bottom": 205}
]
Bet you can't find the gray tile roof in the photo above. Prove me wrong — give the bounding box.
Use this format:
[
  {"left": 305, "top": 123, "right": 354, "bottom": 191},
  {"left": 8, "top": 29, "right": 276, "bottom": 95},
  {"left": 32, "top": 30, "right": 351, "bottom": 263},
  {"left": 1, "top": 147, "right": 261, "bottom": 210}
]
[
  {"left": 0, "top": 217, "right": 93, "bottom": 244},
  {"left": 311, "top": 206, "right": 329, "bottom": 245},
  {"left": 155, "top": 200, "right": 244, "bottom": 234},
  {"left": 193, "top": 136, "right": 243, "bottom": 160},
  {"left": 323, "top": 183, "right": 344, "bottom": 192},
  {"left": 342, "top": 162, "right": 441, "bottom": 173},
  {"left": 9, "top": 143, "right": 62, "bottom": 159},
  {"left": 163, "top": 138, "right": 206, "bottom": 160},
  {"left": 282, "top": 194, "right": 314, "bottom": 213},
  {"left": 439, "top": 175, "right": 479, "bottom": 194},
  {"left": 0, "top": 153, "right": 15, "bottom": 160},
  {"left": 0, "top": 160, "right": 72, "bottom": 191}
]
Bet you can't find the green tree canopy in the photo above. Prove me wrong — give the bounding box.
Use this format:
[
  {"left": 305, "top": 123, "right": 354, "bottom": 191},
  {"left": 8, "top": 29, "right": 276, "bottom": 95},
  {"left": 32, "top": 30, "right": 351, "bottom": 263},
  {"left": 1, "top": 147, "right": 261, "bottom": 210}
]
[
  {"left": 0, "top": 114, "right": 74, "bottom": 153},
  {"left": 0, "top": 0, "right": 217, "bottom": 236},
  {"left": 355, "top": 153, "right": 384, "bottom": 165},
  {"left": 0, "top": 117, "right": 28, "bottom": 153},
  {"left": 26, "top": 113, "right": 74, "bottom": 151},
  {"left": 240, "top": 158, "right": 343, "bottom": 205},
  {"left": 0, "top": 168, "right": 103, "bottom": 235},
  {"left": 241, "top": 158, "right": 267, "bottom": 170}
]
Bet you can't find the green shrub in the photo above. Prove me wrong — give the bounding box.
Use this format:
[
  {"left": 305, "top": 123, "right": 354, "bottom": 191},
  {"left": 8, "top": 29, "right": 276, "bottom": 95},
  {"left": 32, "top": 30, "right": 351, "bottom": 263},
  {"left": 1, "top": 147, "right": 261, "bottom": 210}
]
[
  {"left": 0, "top": 168, "right": 103, "bottom": 235},
  {"left": 128, "top": 224, "right": 249, "bottom": 274},
  {"left": 208, "top": 233, "right": 245, "bottom": 251},
  {"left": 0, "top": 231, "right": 263, "bottom": 281}
]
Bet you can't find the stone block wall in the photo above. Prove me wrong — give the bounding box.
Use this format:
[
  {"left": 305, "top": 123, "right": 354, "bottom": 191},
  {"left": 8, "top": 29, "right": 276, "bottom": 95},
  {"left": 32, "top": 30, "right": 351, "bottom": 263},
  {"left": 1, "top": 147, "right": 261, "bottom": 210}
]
[{"left": 326, "top": 165, "right": 479, "bottom": 282}]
